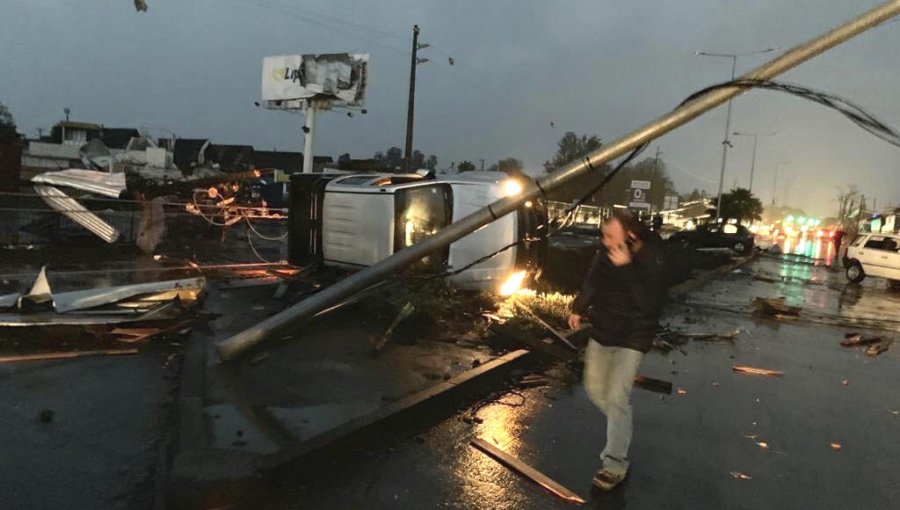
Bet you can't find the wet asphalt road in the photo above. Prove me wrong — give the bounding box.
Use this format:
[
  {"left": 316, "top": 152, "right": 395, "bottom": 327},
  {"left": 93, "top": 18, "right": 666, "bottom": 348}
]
[{"left": 253, "top": 255, "right": 900, "bottom": 510}]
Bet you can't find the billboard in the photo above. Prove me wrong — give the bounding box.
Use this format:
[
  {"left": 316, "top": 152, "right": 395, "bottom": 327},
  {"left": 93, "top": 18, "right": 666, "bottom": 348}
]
[{"left": 262, "top": 53, "right": 369, "bottom": 109}]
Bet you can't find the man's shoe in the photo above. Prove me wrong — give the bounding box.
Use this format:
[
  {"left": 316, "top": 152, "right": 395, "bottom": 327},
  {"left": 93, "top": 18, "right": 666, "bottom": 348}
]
[{"left": 591, "top": 468, "right": 626, "bottom": 491}]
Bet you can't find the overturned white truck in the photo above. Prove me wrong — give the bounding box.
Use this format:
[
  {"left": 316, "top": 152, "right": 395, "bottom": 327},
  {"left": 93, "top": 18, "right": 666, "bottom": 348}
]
[{"left": 287, "top": 171, "right": 547, "bottom": 294}]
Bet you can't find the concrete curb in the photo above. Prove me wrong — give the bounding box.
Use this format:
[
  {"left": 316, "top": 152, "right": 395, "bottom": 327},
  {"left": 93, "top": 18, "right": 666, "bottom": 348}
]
[
  {"left": 668, "top": 251, "right": 760, "bottom": 300},
  {"left": 168, "top": 348, "right": 536, "bottom": 508}
]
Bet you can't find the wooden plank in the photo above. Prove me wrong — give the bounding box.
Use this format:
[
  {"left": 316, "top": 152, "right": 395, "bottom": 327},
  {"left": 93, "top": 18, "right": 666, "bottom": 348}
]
[
  {"left": 490, "top": 323, "right": 576, "bottom": 361},
  {"left": 470, "top": 438, "right": 586, "bottom": 505},
  {"left": 514, "top": 302, "right": 577, "bottom": 350},
  {"left": 0, "top": 349, "right": 139, "bottom": 363},
  {"left": 732, "top": 365, "right": 784, "bottom": 377},
  {"left": 633, "top": 375, "right": 673, "bottom": 394}
]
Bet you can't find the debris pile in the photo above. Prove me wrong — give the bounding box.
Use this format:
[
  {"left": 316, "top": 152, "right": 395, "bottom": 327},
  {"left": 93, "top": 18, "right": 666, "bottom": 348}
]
[
  {"left": 0, "top": 266, "right": 206, "bottom": 360},
  {"left": 840, "top": 332, "right": 893, "bottom": 357}
]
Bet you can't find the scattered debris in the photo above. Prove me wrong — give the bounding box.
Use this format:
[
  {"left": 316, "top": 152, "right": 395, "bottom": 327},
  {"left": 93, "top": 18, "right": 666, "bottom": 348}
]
[
  {"left": 518, "top": 374, "right": 550, "bottom": 388},
  {"left": 842, "top": 379, "right": 849, "bottom": 386},
  {"left": 712, "top": 381, "right": 720, "bottom": 387},
  {"left": 730, "top": 471, "right": 752, "bottom": 480},
  {"left": 732, "top": 365, "right": 784, "bottom": 377},
  {"left": 470, "top": 438, "right": 586, "bottom": 505},
  {"left": 840, "top": 333, "right": 882, "bottom": 347},
  {"left": 489, "top": 322, "right": 577, "bottom": 361},
  {"left": 676, "top": 387, "right": 687, "bottom": 396},
  {"left": 755, "top": 441, "right": 769, "bottom": 450},
  {"left": 865, "top": 338, "right": 893, "bottom": 357},
  {"left": 752, "top": 297, "right": 801, "bottom": 317},
  {"left": 830, "top": 442, "right": 842, "bottom": 451},
  {"left": 0, "top": 348, "right": 139, "bottom": 363},
  {"left": 372, "top": 302, "right": 415, "bottom": 352},
  {"left": 680, "top": 328, "right": 744, "bottom": 341},
  {"left": 633, "top": 375, "right": 673, "bottom": 395},
  {"left": 38, "top": 409, "right": 54, "bottom": 423},
  {"left": 33, "top": 185, "right": 120, "bottom": 243},
  {"left": 513, "top": 301, "right": 577, "bottom": 351},
  {"left": 249, "top": 351, "right": 270, "bottom": 366}
]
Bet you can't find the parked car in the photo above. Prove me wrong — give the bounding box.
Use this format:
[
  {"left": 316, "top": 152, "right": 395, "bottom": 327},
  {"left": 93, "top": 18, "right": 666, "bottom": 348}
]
[
  {"left": 844, "top": 232, "right": 900, "bottom": 286},
  {"left": 668, "top": 223, "right": 755, "bottom": 255}
]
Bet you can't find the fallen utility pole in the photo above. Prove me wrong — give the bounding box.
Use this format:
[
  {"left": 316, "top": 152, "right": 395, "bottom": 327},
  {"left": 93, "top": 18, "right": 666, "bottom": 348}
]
[{"left": 217, "top": 1, "right": 900, "bottom": 361}]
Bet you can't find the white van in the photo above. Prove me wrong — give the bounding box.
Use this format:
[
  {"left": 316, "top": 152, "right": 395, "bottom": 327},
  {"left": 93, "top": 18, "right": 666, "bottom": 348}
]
[
  {"left": 287, "top": 172, "right": 547, "bottom": 294},
  {"left": 844, "top": 232, "right": 900, "bottom": 285}
]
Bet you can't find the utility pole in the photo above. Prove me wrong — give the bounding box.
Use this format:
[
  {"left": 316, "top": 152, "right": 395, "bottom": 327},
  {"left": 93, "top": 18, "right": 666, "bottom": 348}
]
[
  {"left": 479, "top": 159, "right": 485, "bottom": 171},
  {"left": 653, "top": 146, "right": 661, "bottom": 172},
  {"left": 772, "top": 161, "right": 790, "bottom": 207},
  {"left": 404, "top": 25, "right": 429, "bottom": 172},
  {"left": 697, "top": 48, "right": 775, "bottom": 221}
]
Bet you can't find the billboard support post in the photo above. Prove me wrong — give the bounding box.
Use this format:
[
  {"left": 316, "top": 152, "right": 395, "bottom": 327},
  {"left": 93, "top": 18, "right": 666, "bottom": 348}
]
[{"left": 302, "top": 101, "right": 317, "bottom": 174}]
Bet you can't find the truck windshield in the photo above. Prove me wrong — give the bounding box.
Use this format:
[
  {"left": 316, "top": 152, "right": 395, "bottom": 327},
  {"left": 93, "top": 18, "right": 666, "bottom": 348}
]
[{"left": 394, "top": 183, "right": 453, "bottom": 266}]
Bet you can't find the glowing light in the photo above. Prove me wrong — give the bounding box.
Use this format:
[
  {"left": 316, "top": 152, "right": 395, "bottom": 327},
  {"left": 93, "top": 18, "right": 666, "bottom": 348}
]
[
  {"left": 786, "top": 215, "right": 795, "bottom": 223},
  {"left": 499, "top": 270, "right": 527, "bottom": 296},
  {"left": 502, "top": 179, "right": 523, "bottom": 197},
  {"left": 404, "top": 220, "right": 415, "bottom": 247},
  {"left": 207, "top": 187, "right": 219, "bottom": 198},
  {"left": 524, "top": 200, "right": 533, "bottom": 208},
  {"left": 798, "top": 216, "right": 806, "bottom": 224}
]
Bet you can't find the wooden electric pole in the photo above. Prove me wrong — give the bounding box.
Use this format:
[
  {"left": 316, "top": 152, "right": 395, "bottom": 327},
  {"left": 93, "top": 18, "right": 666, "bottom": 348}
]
[{"left": 404, "top": 25, "right": 428, "bottom": 172}]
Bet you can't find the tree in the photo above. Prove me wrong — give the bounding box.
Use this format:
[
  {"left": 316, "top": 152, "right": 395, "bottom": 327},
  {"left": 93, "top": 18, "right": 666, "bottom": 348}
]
[
  {"left": 373, "top": 146, "right": 437, "bottom": 171},
  {"left": 681, "top": 188, "right": 707, "bottom": 202},
  {"left": 487, "top": 157, "right": 524, "bottom": 175},
  {"left": 457, "top": 160, "right": 476, "bottom": 173},
  {"left": 543, "top": 132, "right": 602, "bottom": 173},
  {"left": 0, "top": 101, "right": 17, "bottom": 142},
  {"left": 835, "top": 185, "right": 860, "bottom": 231},
  {"left": 718, "top": 188, "right": 763, "bottom": 224}
]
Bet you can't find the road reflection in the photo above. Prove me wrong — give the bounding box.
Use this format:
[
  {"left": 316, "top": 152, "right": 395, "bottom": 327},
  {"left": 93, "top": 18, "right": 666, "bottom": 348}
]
[{"left": 769, "top": 233, "right": 837, "bottom": 266}]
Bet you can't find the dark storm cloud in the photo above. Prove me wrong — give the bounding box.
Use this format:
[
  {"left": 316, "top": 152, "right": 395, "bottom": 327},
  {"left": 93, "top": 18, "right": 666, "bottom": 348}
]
[{"left": 1, "top": 0, "right": 897, "bottom": 216}]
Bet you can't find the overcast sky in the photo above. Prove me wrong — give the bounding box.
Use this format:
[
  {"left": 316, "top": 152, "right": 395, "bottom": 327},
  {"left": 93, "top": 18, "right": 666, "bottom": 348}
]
[{"left": 1, "top": 0, "right": 898, "bottom": 217}]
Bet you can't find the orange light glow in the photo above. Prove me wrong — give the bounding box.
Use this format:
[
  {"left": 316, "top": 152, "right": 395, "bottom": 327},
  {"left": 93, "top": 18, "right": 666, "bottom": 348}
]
[
  {"left": 499, "top": 270, "right": 527, "bottom": 296},
  {"left": 207, "top": 187, "right": 219, "bottom": 199}
]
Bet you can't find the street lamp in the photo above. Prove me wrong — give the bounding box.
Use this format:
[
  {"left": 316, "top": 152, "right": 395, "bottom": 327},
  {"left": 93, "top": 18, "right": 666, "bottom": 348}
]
[
  {"left": 732, "top": 130, "right": 776, "bottom": 194},
  {"left": 697, "top": 47, "right": 777, "bottom": 221},
  {"left": 772, "top": 160, "right": 790, "bottom": 207}
]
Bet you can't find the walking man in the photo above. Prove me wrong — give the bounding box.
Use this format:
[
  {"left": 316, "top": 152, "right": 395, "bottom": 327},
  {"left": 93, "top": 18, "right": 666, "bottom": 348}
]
[{"left": 568, "top": 210, "right": 667, "bottom": 490}]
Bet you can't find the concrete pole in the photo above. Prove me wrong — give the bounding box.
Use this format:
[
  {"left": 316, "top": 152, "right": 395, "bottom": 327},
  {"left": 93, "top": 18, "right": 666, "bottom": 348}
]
[
  {"left": 715, "top": 56, "right": 737, "bottom": 223},
  {"left": 217, "top": 1, "right": 900, "bottom": 361},
  {"left": 302, "top": 101, "right": 317, "bottom": 174}
]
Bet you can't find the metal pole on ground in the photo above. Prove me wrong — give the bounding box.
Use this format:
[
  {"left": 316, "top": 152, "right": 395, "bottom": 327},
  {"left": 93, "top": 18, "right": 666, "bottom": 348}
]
[{"left": 217, "top": 1, "right": 900, "bottom": 361}]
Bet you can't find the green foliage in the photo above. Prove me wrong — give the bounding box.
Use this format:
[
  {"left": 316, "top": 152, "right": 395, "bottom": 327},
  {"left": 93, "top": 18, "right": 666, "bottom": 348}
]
[
  {"left": 0, "top": 101, "right": 17, "bottom": 142},
  {"left": 543, "top": 132, "right": 603, "bottom": 173},
  {"left": 457, "top": 160, "right": 476, "bottom": 173},
  {"left": 487, "top": 157, "right": 525, "bottom": 176},
  {"left": 718, "top": 188, "right": 763, "bottom": 224},
  {"left": 372, "top": 146, "right": 437, "bottom": 171}
]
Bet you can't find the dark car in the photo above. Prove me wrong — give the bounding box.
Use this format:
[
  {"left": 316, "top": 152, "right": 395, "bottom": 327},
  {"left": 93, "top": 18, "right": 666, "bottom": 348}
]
[{"left": 668, "top": 223, "right": 755, "bottom": 255}]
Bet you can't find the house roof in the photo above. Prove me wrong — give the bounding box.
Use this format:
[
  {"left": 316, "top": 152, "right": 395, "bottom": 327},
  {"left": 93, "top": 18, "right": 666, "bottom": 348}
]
[
  {"left": 255, "top": 150, "right": 303, "bottom": 173},
  {"left": 56, "top": 121, "right": 101, "bottom": 130},
  {"left": 99, "top": 128, "right": 141, "bottom": 150},
  {"left": 173, "top": 138, "right": 209, "bottom": 171},
  {"left": 205, "top": 144, "right": 255, "bottom": 170}
]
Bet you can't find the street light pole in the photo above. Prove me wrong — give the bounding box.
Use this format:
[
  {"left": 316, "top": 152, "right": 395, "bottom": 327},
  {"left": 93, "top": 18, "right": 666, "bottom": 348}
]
[
  {"left": 697, "top": 48, "right": 776, "bottom": 221},
  {"left": 773, "top": 161, "right": 790, "bottom": 207},
  {"left": 733, "top": 131, "right": 776, "bottom": 193}
]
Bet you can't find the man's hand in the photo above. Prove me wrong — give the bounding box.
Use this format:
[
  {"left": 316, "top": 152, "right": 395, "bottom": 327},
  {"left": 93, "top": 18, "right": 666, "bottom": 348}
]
[
  {"left": 568, "top": 313, "right": 582, "bottom": 330},
  {"left": 607, "top": 242, "right": 632, "bottom": 267}
]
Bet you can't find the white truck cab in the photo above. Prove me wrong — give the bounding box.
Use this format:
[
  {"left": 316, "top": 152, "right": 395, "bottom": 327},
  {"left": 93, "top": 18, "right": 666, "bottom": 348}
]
[
  {"left": 288, "top": 171, "right": 546, "bottom": 294},
  {"left": 845, "top": 232, "right": 900, "bottom": 285}
]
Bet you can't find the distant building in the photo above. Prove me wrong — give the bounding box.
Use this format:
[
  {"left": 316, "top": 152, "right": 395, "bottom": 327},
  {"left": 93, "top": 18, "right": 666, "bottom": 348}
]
[
  {"left": 255, "top": 150, "right": 302, "bottom": 173},
  {"left": 204, "top": 143, "right": 255, "bottom": 172},
  {"left": 50, "top": 121, "right": 101, "bottom": 146},
  {"left": 172, "top": 138, "right": 210, "bottom": 171}
]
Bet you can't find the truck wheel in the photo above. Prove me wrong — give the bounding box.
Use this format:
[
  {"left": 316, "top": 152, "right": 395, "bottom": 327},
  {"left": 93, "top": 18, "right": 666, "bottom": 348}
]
[{"left": 845, "top": 262, "right": 865, "bottom": 283}]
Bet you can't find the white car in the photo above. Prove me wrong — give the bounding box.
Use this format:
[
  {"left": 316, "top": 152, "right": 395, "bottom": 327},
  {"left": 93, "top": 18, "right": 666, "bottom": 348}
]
[{"left": 844, "top": 232, "right": 900, "bottom": 285}]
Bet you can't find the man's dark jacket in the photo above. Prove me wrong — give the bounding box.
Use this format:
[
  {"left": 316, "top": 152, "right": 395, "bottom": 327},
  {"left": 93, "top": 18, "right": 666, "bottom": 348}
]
[{"left": 571, "top": 239, "right": 667, "bottom": 352}]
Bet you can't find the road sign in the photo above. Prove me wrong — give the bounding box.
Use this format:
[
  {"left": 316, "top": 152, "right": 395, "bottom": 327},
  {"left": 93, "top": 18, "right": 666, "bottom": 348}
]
[
  {"left": 630, "top": 180, "right": 651, "bottom": 190},
  {"left": 627, "top": 180, "right": 651, "bottom": 210}
]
